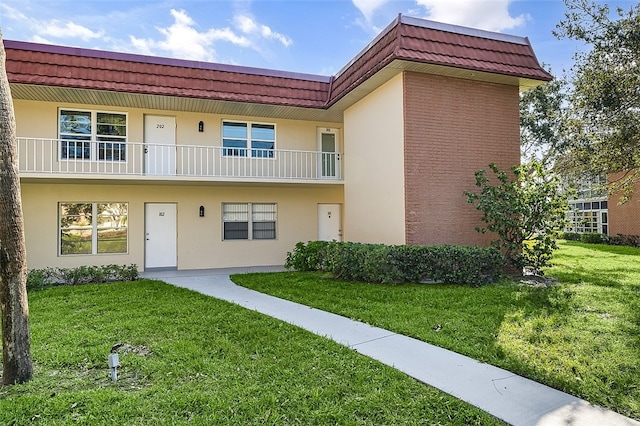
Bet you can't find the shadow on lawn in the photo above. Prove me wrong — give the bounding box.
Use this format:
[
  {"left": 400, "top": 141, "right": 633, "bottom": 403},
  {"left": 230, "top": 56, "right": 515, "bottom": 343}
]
[
  {"left": 565, "top": 242, "right": 640, "bottom": 256},
  {"left": 515, "top": 284, "right": 577, "bottom": 314},
  {"left": 546, "top": 267, "right": 630, "bottom": 288}
]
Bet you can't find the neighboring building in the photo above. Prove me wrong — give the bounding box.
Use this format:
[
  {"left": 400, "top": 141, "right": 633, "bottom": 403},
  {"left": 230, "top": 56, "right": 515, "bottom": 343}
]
[
  {"left": 564, "top": 174, "right": 640, "bottom": 237},
  {"left": 607, "top": 173, "right": 640, "bottom": 237},
  {"left": 5, "top": 15, "right": 552, "bottom": 271},
  {"left": 566, "top": 175, "right": 609, "bottom": 235},
  {"left": 609, "top": 197, "right": 640, "bottom": 237}
]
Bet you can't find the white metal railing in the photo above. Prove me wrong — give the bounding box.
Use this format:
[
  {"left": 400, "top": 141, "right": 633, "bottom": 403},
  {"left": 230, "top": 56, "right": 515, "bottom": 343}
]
[{"left": 17, "top": 138, "right": 343, "bottom": 181}]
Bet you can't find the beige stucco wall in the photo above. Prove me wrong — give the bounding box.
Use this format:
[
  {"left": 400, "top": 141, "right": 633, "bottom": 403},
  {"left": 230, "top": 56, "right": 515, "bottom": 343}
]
[
  {"left": 16, "top": 98, "right": 345, "bottom": 270},
  {"left": 13, "top": 99, "right": 341, "bottom": 152},
  {"left": 343, "top": 73, "right": 405, "bottom": 244},
  {"left": 21, "top": 182, "right": 343, "bottom": 271}
]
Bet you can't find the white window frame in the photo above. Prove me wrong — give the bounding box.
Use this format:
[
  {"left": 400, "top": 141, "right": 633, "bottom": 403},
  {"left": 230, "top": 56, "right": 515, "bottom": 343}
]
[
  {"left": 566, "top": 200, "right": 609, "bottom": 235},
  {"left": 221, "top": 120, "right": 276, "bottom": 158},
  {"left": 59, "top": 202, "right": 129, "bottom": 256},
  {"left": 58, "top": 109, "right": 128, "bottom": 161},
  {"left": 222, "top": 202, "right": 277, "bottom": 241}
]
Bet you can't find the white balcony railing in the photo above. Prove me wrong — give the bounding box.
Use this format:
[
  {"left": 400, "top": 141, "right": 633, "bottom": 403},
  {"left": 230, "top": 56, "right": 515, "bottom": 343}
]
[{"left": 17, "top": 138, "right": 343, "bottom": 181}]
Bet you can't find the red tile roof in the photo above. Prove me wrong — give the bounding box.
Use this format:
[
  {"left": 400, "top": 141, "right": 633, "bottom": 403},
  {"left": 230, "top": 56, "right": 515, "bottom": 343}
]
[
  {"left": 5, "top": 42, "right": 332, "bottom": 108},
  {"left": 397, "top": 17, "right": 551, "bottom": 79},
  {"left": 329, "top": 16, "right": 552, "bottom": 106},
  {"left": 4, "top": 15, "right": 552, "bottom": 110}
]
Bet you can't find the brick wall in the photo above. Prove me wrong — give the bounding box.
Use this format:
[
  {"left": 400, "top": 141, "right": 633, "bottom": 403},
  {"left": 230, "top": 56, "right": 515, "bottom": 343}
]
[
  {"left": 608, "top": 176, "right": 640, "bottom": 236},
  {"left": 403, "top": 72, "right": 520, "bottom": 246}
]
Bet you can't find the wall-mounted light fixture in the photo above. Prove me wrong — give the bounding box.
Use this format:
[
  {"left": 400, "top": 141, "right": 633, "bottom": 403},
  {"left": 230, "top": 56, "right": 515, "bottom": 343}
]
[
  {"left": 199, "top": 205, "right": 205, "bottom": 217},
  {"left": 198, "top": 121, "right": 204, "bottom": 132}
]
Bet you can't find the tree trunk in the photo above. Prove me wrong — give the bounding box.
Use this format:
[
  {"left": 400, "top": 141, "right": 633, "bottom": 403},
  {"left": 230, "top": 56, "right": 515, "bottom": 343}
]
[{"left": 0, "top": 29, "right": 33, "bottom": 385}]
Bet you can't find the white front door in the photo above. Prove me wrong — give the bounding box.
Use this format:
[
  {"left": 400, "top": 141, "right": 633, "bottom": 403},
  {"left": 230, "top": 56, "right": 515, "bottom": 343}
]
[
  {"left": 144, "top": 115, "right": 176, "bottom": 175},
  {"left": 318, "top": 204, "right": 342, "bottom": 241},
  {"left": 145, "top": 203, "right": 177, "bottom": 268},
  {"left": 317, "top": 128, "right": 341, "bottom": 178}
]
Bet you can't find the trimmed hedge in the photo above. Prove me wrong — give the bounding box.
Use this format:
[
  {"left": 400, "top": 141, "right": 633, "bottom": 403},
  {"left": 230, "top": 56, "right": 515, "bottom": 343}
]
[
  {"left": 580, "top": 232, "right": 607, "bottom": 244},
  {"left": 608, "top": 233, "right": 640, "bottom": 247},
  {"left": 559, "top": 232, "right": 640, "bottom": 248},
  {"left": 286, "top": 241, "right": 503, "bottom": 286},
  {"left": 559, "top": 231, "right": 581, "bottom": 241},
  {"left": 27, "top": 264, "right": 139, "bottom": 290}
]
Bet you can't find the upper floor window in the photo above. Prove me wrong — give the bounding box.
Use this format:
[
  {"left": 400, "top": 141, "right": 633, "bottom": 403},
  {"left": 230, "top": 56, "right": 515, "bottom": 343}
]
[
  {"left": 59, "top": 110, "right": 127, "bottom": 161},
  {"left": 222, "top": 121, "right": 275, "bottom": 158}
]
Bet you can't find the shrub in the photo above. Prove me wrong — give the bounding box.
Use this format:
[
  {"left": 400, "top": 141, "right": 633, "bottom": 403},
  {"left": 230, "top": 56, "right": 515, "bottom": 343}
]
[
  {"left": 322, "top": 242, "right": 371, "bottom": 281},
  {"left": 559, "top": 231, "right": 581, "bottom": 241},
  {"left": 608, "top": 233, "right": 640, "bottom": 247},
  {"left": 423, "top": 245, "right": 504, "bottom": 285},
  {"left": 27, "top": 264, "right": 139, "bottom": 290},
  {"left": 465, "top": 162, "right": 569, "bottom": 275},
  {"left": 580, "top": 233, "right": 607, "bottom": 244},
  {"left": 285, "top": 241, "right": 331, "bottom": 271},
  {"left": 286, "top": 241, "right": 503, "bottom": 286},
  {"left": 25, "top": 268, "right": 56, "bottom": 290}
]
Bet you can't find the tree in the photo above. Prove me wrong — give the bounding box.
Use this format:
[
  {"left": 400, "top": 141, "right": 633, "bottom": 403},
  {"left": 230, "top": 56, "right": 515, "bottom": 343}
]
[
  {"left": 555, "top": 0, "right": 640, "bottom": 200},
  {"left": 0, "top": 29, "right": 33, "bottom": 384},
  {"left": 520, "top": 67, "right": 568, "bottom": 168},
  {"left": 465, "top": 162, "right": 569, "bottom": 276}
]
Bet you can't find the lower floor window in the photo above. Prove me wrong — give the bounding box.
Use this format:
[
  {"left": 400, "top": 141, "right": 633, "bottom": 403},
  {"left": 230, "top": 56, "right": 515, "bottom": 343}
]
[
  {"left": 222, "top": 203, "right": 276, "bottom": 240},
  {"left": 59, "top": 202, "right": 128, "bottom": 255},
  {"left": 566, "top": 207, "right": 608, "bottom": 235}
]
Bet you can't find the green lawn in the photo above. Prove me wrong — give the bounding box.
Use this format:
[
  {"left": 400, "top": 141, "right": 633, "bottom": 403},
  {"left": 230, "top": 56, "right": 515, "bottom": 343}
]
[
  {"left": 0, "top": 280, "right": 501, "bottom": 425},
  {"left": 232, "top": 241, "right": 640, "bottom": 420}
]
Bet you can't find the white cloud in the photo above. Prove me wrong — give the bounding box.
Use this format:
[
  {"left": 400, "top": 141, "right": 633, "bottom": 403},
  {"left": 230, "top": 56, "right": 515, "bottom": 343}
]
[
  {"left": 29, "top": 35, "right": 55, "bottom": 45},
  {"left": 351, "top": 0, "right": 526, "bottom": 34},
  {"left": 352, "top": 0, "right": 391, "bottom": 21},
  {"left": 130, "top": 9, "right": 293, "bottom": 62},
  {"left": 40, "top": 20, "right": 104, "bottom": 41},
  {"left": 2, "top": 3, "right": 293, "bottom": 64},
  {"left": 131, "top": 9, "right": 251, "bottom": 62},
  {"left": 0, "top": 3, "right": 103, "bottom": 42},
  {"left": 128, "top": 36, "right": 155, "bottom": 56},
  {"left": 416, "top": 0, "right": 527, "bottom": 32},
  {"left": 353, "top": 15, "right": 384, "bottom": 36},
  {"left": 0, "top": 4, "right": 28, "bottom": 22},
  {"left": 233, "top": 14, "right": 293, "bottom": 47}
]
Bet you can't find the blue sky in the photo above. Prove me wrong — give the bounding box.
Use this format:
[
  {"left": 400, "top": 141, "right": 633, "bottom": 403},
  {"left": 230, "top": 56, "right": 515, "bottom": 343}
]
[{"left": 0, "top": 1, "right": 636, "bottom": 78}]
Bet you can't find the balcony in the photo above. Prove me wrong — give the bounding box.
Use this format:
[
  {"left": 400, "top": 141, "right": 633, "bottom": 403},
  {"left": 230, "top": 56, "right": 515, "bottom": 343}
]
[{"left": 17, "top": 138, "right": 343, "bottom": 183}]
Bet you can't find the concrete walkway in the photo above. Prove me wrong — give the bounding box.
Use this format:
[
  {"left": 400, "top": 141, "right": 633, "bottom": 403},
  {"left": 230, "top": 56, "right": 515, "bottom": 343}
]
[{"left": 143, "top": 267, "right": 639, "bottom": 426}]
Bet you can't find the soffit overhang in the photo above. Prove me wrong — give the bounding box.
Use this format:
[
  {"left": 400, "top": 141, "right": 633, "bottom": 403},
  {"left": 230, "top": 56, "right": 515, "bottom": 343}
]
[{"left": 9, "top": 83, "right": 344, "bottom": 123}]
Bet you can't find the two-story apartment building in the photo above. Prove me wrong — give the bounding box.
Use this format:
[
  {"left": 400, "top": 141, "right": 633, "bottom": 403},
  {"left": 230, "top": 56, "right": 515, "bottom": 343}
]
[{"left": 5, "top": 15, "right": 552, "bottom": 271}]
